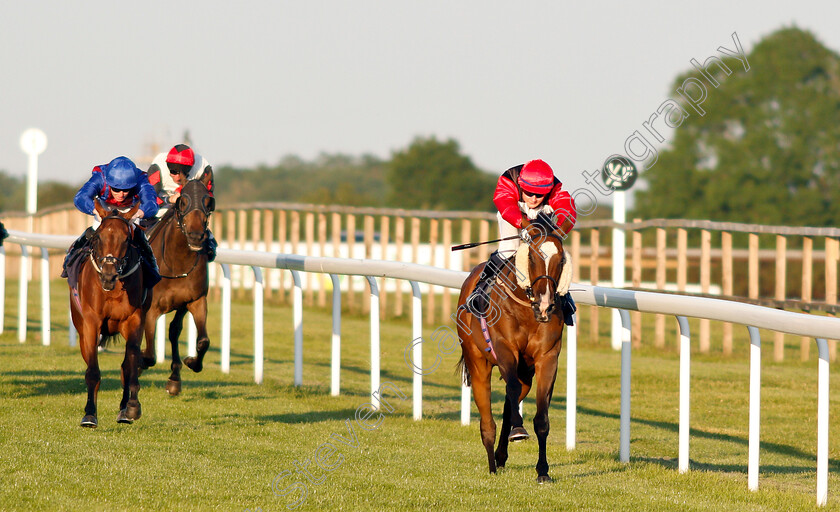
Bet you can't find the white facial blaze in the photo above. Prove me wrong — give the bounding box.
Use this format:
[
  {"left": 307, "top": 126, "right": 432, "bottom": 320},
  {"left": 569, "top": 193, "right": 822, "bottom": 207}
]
[{"left": 515, "top": 240, "right": 561, "bottom": 299}]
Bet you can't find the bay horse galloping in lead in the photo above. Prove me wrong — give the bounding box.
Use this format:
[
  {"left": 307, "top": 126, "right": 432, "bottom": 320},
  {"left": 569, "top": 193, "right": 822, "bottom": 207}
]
[
  {"left": 141, "top": 168, "right": 215, "bottom": 396},
  {"left": 456, "top": 215, "right": 572, "bottom": 483},
  {"left": 70, "top": 202, "right": 149, "bottom": 427}
]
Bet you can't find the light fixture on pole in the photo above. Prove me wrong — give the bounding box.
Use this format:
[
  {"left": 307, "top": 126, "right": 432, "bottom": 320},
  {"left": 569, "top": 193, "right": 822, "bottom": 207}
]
[{"left": 19, "top": 128, "right": 48, "bottom": 228}]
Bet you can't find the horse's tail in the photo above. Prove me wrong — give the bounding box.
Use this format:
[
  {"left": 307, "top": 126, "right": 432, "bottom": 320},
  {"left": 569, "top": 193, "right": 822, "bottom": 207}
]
[
  {"left": 98, "top": 333, "right": 122, "bottom": 349},
  {"left": 455, "top": 354, "right": 471, "bottom": 387}
]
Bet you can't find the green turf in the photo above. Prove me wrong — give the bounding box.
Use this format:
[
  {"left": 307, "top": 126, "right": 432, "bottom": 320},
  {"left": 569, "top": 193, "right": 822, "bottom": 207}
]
[{"left": 0, "top": 280, "right": 838, "bottom": 511}]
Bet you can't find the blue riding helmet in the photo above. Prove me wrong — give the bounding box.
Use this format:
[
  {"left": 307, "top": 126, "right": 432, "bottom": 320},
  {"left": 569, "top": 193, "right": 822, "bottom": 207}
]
[{"left": 103, "top": 156, "right": 141, "bottom": 190}]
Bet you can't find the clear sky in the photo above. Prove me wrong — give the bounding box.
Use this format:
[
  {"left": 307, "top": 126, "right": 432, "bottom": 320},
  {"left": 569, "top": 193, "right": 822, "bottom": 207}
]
[{"left": 1, "top": 1, "right": 837, "bottom": 204}]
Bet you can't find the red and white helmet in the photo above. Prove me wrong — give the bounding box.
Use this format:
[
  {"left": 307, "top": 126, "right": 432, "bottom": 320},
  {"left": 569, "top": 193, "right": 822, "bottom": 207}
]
[
  {"left": 166, "top": 144, "right": 195, "bottom": 167},
  {"left": 518, "top": 159, "right": 555, "bottom": 195}
]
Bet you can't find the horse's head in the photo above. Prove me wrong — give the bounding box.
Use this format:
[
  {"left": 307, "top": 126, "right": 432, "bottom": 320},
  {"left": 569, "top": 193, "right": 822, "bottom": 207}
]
[
  {"left": 175, "top": 168, "right": 215, "bottom": 251},
  {"left": 91, "top": 201, "right": 138, "bottom": 291},
  {"left": 517, "top": 214, "right": 568, "bottom": 323}
]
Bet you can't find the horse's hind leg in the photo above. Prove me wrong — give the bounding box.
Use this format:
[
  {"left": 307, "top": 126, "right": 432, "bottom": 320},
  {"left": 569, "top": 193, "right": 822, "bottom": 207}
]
[
  {"left": 533, "top": 357, "right": 560, "bottom": 484},
  {"left": 495, "top": 378, "right": 532, "bottom": 469},
  {"left": 183, "top": 296, "right": 209, "bottom": 373},
  {"left": 165, "top": 307, "right": 188, "bottom": 396},
  {"left": 141, "top": 307, "right": 162, "bottom": 370},
  {"left": 469, "top": 359, "right": 498, "bottom": 474},
  {"left": 496, "top": 348, "right": 529, "bottom": 443}
]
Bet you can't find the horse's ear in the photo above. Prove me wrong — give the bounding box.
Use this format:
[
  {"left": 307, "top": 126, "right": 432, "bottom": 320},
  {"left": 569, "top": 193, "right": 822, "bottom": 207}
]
[
  {"left": 94, "top": 200, "right": 108, "bottom": 220},
  {"left": 200, "top": 166, "right": 214, "bottom": 194},
  {"left": 520, "top": 214, "right": 532, "bottom": 229},
  {"left": 123, "top": 202, "right": 141, "bottom": 220}
]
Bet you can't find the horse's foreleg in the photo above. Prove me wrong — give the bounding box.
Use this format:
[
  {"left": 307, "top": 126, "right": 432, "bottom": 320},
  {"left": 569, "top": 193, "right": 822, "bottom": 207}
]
[
  {"left": 118, "top": 315, "right": 144, "bottom": 423},
  {"left": 79, "top": 327, "right": 100, "bottom": 428},
  {"left": 166, "top": 307, "right": 187, "bottom": 396},
  {"left": 183, "top": 296, "right": 209, "bottom": 373},
  {"left": 533, "top": 356, "right": 560, "bottom": 484}
]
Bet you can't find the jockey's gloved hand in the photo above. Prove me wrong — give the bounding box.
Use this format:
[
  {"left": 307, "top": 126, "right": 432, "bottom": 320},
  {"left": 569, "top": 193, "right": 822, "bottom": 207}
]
[
  {"left": 520, "top": 229, "right": 533, "bottom": 245},
  {"left": 536, "top": 211, "right": 558, "bottom": 227},
  {"left": 131, "top": 209, "right": 145, "bottom": 220}
]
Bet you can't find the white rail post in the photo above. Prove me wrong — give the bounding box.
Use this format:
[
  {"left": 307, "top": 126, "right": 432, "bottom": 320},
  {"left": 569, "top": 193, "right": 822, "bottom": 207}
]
[
  {"left": 0, "top": 246, "right": 5, "bottom": 334},
  {"left": 40, "top": 248, "right": 50, "bottom": 346},
  {"left": 156, "top": 315, "right": 166, "bottom": 364},
  {"left": 18, "top": 244, "right": 29, "bottom": 343},
  {"left": 816, "top": 338, "right": 829, "bottom": 507},
  {"left": 252, "top": 266, "right": 264, "bottom": 383},
  {"left": 220, "top": 264, "right": 232, "bottom": 377},
  {"left": 747, "top": 325, "right": 761, "bottom": 491},
  {"left": 68, "top": 306, "right": 76, "bottom": 347},
  {"left": 330, "top": 274, "right": 341, "bottom": 396},
  {"left": 366, "top": 276, "right": 380, "bottom": 409},
  {"left": 187, "top": 312, "right": 197, "bottom": 358},
  {"left": 461, "top": 379, "right": 472, "bottom": 426},
  {"left": 619, "top": 308, "right": 632, "bottom": 463},
  {"left": 566, "top": 313, "right": 577, "bottom": 450},
  {"left": 292, "top": 270, "right": 303, "bottom": 386},
  {"left": 410, "top": 281, "right": 422, "bottom": 420},
  {"left": 611, "top": 189, "right": 627, "bottom": 351},
  {"left": 677, "top": 316, "right": 691, "bottom": 473}
]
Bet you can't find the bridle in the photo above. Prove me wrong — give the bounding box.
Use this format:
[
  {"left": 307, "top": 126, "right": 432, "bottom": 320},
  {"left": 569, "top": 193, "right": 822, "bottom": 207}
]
[
  {"left": 89, "top": 215, "right": 140, "bottom": 281},
  {"left": 159, "top": 183, "right": 214, "bottom": 279}
]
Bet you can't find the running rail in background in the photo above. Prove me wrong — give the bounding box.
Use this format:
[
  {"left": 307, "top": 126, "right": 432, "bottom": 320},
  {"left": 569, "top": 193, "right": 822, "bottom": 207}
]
[{"left": 3, "top": 230, "right": 838, "bottom": 506}]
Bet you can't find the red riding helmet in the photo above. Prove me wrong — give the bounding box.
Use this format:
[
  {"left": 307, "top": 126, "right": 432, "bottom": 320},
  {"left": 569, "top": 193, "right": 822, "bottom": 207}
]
[
  {"left": 166, "top": 144, "right": 195, "bottom": 167},
  {"left": 518, "top": 159, "right": 555, "bottom": 195}
]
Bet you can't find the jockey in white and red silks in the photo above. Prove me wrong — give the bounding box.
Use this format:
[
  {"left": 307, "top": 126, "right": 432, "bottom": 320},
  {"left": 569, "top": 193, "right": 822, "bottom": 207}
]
[
  {"left": 471, "top": 159, "right": 578, "bottom": 324},
  {"left": 146, "top": 144, "right": 218, "bottom": 261}
]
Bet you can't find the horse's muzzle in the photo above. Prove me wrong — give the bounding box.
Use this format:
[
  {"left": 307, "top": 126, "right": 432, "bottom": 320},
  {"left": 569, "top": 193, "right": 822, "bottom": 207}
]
[
  {"left": 186, "top": 231, "right": 206, "bottom": 251},
  {"left": 100, "top": 273, "right": 118, "bottom": 291}
]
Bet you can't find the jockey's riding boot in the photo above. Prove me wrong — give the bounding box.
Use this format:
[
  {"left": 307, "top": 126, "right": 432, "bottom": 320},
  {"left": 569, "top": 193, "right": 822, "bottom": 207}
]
[
  {"left": 469, "top": 251, "right": 507, "bottom": 316},
  {"left": 132, "top": 228, "right": 161, "bottom": 288},
  {"left": 204, "top": 230, "right": 218, "bottom": 262},
  {"left": 560, "top": 292, "right": 577, "bottom": 326},
  {"left": 61, "top": 227, "right": 95, "bottom": 278}
]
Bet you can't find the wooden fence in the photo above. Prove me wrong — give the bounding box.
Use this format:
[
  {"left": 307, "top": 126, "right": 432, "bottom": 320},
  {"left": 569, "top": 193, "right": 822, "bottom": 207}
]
[{"left": 2, "top": 203, "right": 837, "bottom": 361}]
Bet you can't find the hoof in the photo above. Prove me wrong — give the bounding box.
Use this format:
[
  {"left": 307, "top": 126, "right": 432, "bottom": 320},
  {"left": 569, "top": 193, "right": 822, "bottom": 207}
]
[
  {"left": 509, "top": 426, "right": 530, "bottom": 442},
  {"left": 166, "top": 379, "right": 182, "bottom": 396},
  {"left": 125, "top": 403, "right": 142, "bottom": 421},
  {"left": 80, "top": 415, "right": 98, "bottom": 428},
  {"left": 536, "top": 475, "right": 553, "bottom": 484},
  {"left": 183, "top": 356, "right": 203, "bottom": 373},
  {"left": 116, "top": 409, "right": 133, "bottom": 424}
]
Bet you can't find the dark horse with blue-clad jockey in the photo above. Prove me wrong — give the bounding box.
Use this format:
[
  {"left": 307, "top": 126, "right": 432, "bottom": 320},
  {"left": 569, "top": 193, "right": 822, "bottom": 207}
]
[
  {"left": 140, "top": 168, "right": 216, "bottom": 395},
  {"left": 70, "top": 201, "right": 150, "bottom": 427},
  {"left": 456, "top": 213, "right": 572, "bottom": 483}
]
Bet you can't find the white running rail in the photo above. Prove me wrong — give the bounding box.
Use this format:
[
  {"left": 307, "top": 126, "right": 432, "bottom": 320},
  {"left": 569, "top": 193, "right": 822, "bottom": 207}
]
[{"left": 4, "top": 230, "right": 838, "bottom": 506}]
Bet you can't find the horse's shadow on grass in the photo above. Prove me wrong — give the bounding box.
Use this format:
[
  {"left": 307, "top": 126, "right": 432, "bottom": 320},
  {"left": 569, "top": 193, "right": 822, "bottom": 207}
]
[
  {"left": 257, "top": 408, "right": 361, "bottom": 425},
  {"left": 3, "top": 367, "right": 243, "bottom": 398}
]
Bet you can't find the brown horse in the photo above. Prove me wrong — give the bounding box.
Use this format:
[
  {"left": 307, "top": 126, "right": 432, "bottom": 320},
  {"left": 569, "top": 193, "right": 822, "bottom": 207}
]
[
  {"left": 70, "top": 201, "right": 148, "bottom": 427},
  {"left": 456, "top": 215, "right": 570, "bottom": 483},
  {"left": 141, "top": 169, "right": 215, "bottom": 396}
]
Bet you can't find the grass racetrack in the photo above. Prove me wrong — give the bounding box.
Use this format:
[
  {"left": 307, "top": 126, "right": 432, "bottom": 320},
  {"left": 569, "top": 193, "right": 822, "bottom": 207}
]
[{"left": 1, "top": 280, "right": 839, "bottom": 511}]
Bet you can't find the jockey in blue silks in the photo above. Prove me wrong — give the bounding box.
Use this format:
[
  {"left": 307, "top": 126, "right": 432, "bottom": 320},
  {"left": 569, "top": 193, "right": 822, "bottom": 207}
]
[{"left": 62, "top": 156, "right": 161, "bottom": 289}]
